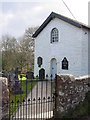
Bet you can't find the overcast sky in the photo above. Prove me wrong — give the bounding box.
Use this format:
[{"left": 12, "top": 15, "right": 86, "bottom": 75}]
[{"left": 0, "top": 0, "right": 90, "bottom": 39}]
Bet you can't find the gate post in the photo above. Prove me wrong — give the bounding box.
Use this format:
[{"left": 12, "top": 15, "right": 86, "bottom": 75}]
[{"left": 54, "top": 74, "right": 58, "bottom": 118}]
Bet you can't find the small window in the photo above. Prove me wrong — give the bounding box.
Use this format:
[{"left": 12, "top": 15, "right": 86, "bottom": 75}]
[
  {"left": 51, "top": 28, "right": 59, "bottom": 43},
  {"left": 37, "top": 57, "right": 43, "bottom": 67},
  {"left": 62, "top": 57, "right": 68, "bottom": 70}
]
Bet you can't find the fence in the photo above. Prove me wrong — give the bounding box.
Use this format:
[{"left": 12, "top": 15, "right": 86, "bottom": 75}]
[
  {"left": 7, "top": 74, "right": 56, "bottom": 120},
  {"left": 2, "top": 73, "right": 89, "bottom": 119}
]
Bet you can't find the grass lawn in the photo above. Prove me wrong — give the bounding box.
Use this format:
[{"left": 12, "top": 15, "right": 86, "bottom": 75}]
[{"left": 10, "top": 75, "right": 38, "bottom": 116}]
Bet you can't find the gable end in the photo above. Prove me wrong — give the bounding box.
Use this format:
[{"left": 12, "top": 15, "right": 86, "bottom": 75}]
[{"left": 33, "top": 12, "right": 90, "bottom": 38}]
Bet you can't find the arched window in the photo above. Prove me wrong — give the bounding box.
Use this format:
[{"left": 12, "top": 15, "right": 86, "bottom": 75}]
[
  {"left": 37, "top": 57, "right": 43, "bottom": 67},
  {"left": 51, "top": 28, "right": 59, "bottom": 43},
  {"left": 62, "top": 57, "right": 68, "bottom": 70}
]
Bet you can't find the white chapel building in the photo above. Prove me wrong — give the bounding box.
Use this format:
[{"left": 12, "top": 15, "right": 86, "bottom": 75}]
[{"left": 33, "top": 12, "right": 90, "bottom": 78}]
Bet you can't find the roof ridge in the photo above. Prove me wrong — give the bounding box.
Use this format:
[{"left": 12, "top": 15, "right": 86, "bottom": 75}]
[
  {"left": 51, "top": 12, "right": 90, "bottom": 29},
  {"left": 33, "top": 12, "right": 90, "bottom": 38}
]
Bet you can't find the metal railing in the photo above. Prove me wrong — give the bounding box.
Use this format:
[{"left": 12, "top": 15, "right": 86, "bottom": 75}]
[{"left": 7, "top": 74, "right": 56, "bottom": 120}]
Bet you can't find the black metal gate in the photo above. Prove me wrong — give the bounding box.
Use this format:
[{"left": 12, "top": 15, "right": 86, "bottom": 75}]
[{"left": 8, "top": 74, "right": 55, "bottom": 119}]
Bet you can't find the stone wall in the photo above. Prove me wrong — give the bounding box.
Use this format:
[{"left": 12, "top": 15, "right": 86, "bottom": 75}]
[
  {"left": 0, "top": 77, "right": 9, "bottom": 119},
  {"left": 54, "top": 74, "right": 89, "bottom": 117}
]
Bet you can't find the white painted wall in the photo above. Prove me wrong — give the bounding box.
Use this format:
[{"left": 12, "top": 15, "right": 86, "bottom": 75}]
[
  {"left": 81, "top": 28, "right": 88, "bottom": 76},
  {"left": 34, "top": 18, "right": 89, "bottom": 77},
  {"left": 88, "top": 30, "right": 90, "bottom": 74}
]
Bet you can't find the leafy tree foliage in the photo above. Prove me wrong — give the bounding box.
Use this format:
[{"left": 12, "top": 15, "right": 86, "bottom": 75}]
[{"left": 1, "top": 27, "right": 38, "bottom": 72}]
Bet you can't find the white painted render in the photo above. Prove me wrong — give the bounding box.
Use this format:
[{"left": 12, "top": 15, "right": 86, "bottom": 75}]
[{"left": 34, "top": 17, "right": 89, "bottom": 77}]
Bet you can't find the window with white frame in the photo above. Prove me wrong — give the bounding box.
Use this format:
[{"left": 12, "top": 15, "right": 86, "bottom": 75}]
[{"left": 51, "top": 28, "right": 59, "bottom": 43}]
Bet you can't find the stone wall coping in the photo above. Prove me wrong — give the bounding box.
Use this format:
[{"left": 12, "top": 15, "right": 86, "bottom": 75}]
[
  {"left": 0, "top": 77, "right": 7, "bottom": 80},
  {"left": 0, "top": 77, "right": 8, "bottom": 86},
  {"left": 75, "top": 75, "right": 90, "bottom": 79},
  {"left": 57, "top": 74, "right": 90, "bottom": 82},
  {"left": 57, "top": 74, "right": 75, "bottom": 81}
]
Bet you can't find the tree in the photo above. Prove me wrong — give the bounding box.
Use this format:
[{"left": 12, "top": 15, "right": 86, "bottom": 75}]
[
  {"left": 1, "top": 26, "right": 38, "bottom": 72},
  {"left": 18, "top": 27, "right": 38, "bottom": 71},
  {"left": 2, "top": 34, "right": 18, "bottom": 71}
]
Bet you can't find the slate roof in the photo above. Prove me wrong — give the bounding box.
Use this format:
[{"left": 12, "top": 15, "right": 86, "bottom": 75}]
[{"left": 33, "top": 12, "right": 90, "bottom": 38}]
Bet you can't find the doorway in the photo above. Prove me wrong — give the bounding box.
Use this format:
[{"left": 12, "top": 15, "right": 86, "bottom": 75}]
[
  {"left": 51, "top": 58, "right": 57, "bottom": 79},
  {"left": 39, "top": 68, "right": 45, "bottom": 80}
]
